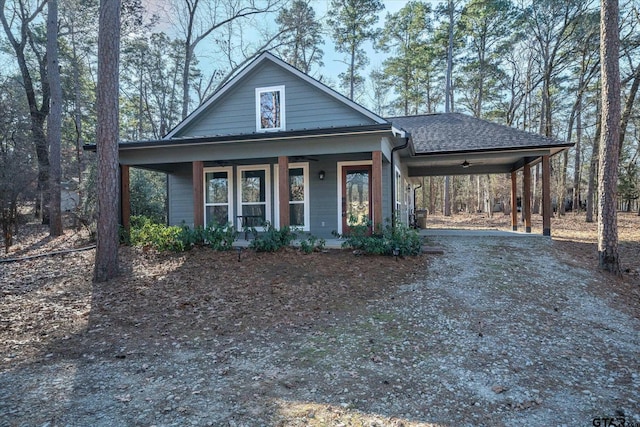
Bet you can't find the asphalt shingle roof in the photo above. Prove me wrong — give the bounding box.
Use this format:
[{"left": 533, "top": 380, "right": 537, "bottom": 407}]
[{"left": 389, "top": 113, "right": 571, "bottom": 154}]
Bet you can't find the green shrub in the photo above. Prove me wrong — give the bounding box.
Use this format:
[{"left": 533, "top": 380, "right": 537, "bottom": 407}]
[
  {"left": 337, "top": 216, "right": 422, "bottom": 256},
  {"left": 127, "top": 216, "right": 240, "bottom": 252},
  {"left": 249, "top": 223, "right": 296, "bottom": 252},
  {"left": 202, "top": 222, "right": 238, "bottom": 251},
  {"left": 129, "top": 219, "right": 188, "bottom": 252},
  {"left": 299, "top": 234, "right": 326, "bottom": 254}
]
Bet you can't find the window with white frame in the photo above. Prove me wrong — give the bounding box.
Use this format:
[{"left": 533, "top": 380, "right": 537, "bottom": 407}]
[
  {"left": 204, "top": 167, "right": 233, "bottom": 226},
  {"left": 395, "top": 167, "right": 402, "bottom": 218},
  {"left": 274, "top": 163, "right": 309, "bottom": 230},
  {"left": 238, "top": 165, "right": 271, "bottom": 228},
  {"left": 256, "top": 86, "right": 285, "bottom": 132}
]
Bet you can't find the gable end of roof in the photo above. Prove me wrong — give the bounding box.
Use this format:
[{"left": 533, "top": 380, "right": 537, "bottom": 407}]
[{"left": 165, "top": 51, "right": 387, "bottom": 139}]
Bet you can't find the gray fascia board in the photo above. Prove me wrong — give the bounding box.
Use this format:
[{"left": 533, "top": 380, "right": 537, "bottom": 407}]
[{"left": 114, "top": 124, "right": 392, "bottom": 151}]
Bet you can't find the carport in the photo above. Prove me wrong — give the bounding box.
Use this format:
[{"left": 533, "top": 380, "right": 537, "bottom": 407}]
[{"left": 391, "top": 113, "right": 574, "bottom": 236}]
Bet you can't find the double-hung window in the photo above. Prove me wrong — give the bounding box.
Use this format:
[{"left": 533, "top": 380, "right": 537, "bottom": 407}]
[{"left": 204, "top": 167, "right": 233, "bottom": 226}]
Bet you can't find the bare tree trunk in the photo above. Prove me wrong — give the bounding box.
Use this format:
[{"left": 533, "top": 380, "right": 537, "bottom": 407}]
[
  {"left": 619, "top": 63, "right": 640, "bottom": 158},
  {"left": 429, "top": 177, "right": 435, "bottom": 215},
  {"left": 444, "top": 176, "right": 451, "bottom": 216},
  {"left": 0, "top": 0, "right": 51, "bottom": 224},
  {"left": 94, "top": 0, "right": 121, "bottom": 282},
  {"left": 71, "top": 24, "right": 85, "bottom": 224},
  {"left": 558, "top": 151, "right": 568, "bottom": 215},
  {"left": 443, "top": 0, "right": 454, "bottom": 217},
  {"left": 573, "top": 96, "right": 582, "bottom": 213},
  {"left": 597, "top": 0, "right": 621, "bottom": 275},
  {"left": 532, "top": 163, "right": 540, "bottom": 215},
  {"left": 47, "top": 0, "right": 63, "bottom": 236},
  {"left": 586, "top": 120, "right": 601, "bottom": 223}
]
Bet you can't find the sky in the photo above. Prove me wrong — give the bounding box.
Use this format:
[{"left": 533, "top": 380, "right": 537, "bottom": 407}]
[
  {"left": 145, "top": 0, "right": 414, "bottom": 92},
  {"left": 310, "top": 0, "right": 408, "bottom": 82}
]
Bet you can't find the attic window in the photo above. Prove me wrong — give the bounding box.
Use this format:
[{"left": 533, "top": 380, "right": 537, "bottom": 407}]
[{"left": 256, "top": 86, "right": 285, "bottom": 132}]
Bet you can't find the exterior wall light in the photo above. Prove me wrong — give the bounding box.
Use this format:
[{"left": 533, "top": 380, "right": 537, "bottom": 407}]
[{"left": 318, "top": 170, "right": 325, "bottom": 180}]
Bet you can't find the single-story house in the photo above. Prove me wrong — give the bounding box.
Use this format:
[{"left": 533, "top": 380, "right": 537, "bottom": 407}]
[{"left": 95, "top": 51, "right": 572, "bottom": 237}]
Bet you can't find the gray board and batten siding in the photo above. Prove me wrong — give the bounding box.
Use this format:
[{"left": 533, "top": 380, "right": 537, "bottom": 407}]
[{"left": 172, "top": 60, "right": 380, "bottom": 138}]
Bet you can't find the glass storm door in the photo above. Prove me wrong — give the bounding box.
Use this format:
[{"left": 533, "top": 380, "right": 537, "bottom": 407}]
[{"left": 342, "top": 165, "right": 372, "bottom": 234}]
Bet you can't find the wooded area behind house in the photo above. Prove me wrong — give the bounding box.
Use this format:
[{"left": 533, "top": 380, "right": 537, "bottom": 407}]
[{"left": 0, "top": 0, "right": 638, "bottom": 257}]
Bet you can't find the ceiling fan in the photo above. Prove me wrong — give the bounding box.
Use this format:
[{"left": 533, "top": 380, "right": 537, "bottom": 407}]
[{"left": 460, "top": 159, "right": 486, "bottom": 168}]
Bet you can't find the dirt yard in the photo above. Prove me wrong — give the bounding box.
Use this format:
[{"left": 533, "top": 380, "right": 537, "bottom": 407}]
[{"left": 1, "top": 213, "right": 639, "bottom": 426}]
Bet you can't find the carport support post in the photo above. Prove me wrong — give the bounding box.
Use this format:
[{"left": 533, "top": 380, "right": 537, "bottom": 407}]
[
  {"left": 523, "top": 163, "right": 532, "bottom": 233},
  {"left": 542, "top": 155, "right": 552, "bottom": 236},
  {"left": 372, "top": 151, "right": 383, "bottom": 233},
  {"left": 193, "top": 161, "right": 204, "bottom": 228},
  {"left": 510, "top": 171, "right": 518, "bottom": 231},
  {"left": 278, "top": 156, "right": 290, "bottom": 228},
  {"left": 120, "top": 164, "right": 130, "bottom": 232}
]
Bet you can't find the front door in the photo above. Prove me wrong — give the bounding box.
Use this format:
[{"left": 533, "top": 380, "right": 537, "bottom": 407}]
[{"left": 342, "top": 165, "right": 372, "bottom": 234}]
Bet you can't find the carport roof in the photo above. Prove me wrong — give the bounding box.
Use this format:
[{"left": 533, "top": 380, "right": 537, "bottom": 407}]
[
  {"left": 388, "top": 113, "right": 573, "bottom": 177},
  {"left": 389, "top": 113, "right": 572, "bottom": 155}
]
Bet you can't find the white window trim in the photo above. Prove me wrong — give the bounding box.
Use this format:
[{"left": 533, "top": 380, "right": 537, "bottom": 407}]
[
  {"left": 336, "top": 160, "right": 373, "bottom": 235},
  {"left": 237, "top": 164, "right": 271, "bottom": 231},
  {"left": 274, "top": 162, "right": 310, "bottom": 231},
  {"left": 203, "top": 166, "right": 234, "bottom": 226},
  {"left": 255, "top": 85, "right": 285, "bottom": 132},
  {"left": 395, "top": 166, "right": 402, "bottom": 216}
]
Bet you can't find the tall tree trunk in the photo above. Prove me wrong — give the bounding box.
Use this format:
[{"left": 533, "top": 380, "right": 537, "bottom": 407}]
[
  {"left": 573, "top": 96, "right": 582, "bottom": 213},
  {"left": 349, "top": 41, "right": 356, "bottom": 100},
  {"left": 71, "top": 24, "right": 85, "bottom": 223},
  {"left": 444, "top": 176, "right": 451, "bottom": 216},
  {"left": 597, "top": 0, "right": 621, "bottom": 275},
  {"left": 47, "top": 0, "right": 63, "bottom": 236},
  {"left": 0, "top": 0, "right": 51, "bottom": 224},
  {"left": 94, "top": 0, "right": 122, "bottom": 282},
  {"left": 532, "top": 163, "right": 540, "bottom": 215},
  {"left": 429, "top": 177, "right": 435, "bottom": 214},
  {"left": 619, "top": 63, "right": 640, "bottom": 158},
  {"left": 586, "top": 120, "right": 601, "bottom": 223},
  {"left": 443, "top": 0, "right": 454, "bottom": 217},
  {"left": 558, "top": 151, "right": 568, "bottom": 215},
  {"left": 181, "top": 44, "right": 193, "bottom": 120}
]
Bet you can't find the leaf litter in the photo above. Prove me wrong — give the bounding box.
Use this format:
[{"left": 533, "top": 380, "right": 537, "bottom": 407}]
[{"left": 1, "top": 216, "right": 639, "bottom": 426}]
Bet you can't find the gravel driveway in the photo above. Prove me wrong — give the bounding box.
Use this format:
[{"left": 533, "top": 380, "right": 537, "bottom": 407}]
[{"left": 1, "top": 234, "right": 638, "bottom": 426}]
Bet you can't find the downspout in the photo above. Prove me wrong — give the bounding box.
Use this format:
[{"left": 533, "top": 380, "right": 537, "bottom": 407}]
[{"left": 390, "top": 129, "right": 410, "bottom": 228}]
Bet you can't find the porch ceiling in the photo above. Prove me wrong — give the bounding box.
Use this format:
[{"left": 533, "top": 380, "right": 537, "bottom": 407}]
[{"left": 404, "top": 147, "right": 561, "bottom": 177}]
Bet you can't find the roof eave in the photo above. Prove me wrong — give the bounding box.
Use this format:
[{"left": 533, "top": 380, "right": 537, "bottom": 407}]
[
  {"left": 412, "top": 142, "right": 574, "bottom": 157},
  {"left": 83, "top": 124, "right": 394, "bottom": 152}
]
